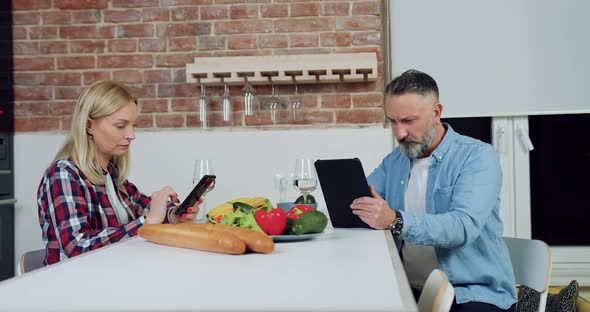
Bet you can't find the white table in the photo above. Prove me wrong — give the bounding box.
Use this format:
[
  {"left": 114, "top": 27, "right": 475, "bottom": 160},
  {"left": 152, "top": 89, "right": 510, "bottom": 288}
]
[{"left": 0, "top": 228, "right": 417, "bottom": 312}]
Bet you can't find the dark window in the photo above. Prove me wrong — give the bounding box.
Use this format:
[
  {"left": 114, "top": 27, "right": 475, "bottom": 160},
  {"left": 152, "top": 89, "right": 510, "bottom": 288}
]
[
  {"left": 529, "top": 114, "right": 590, "bottom": 245},
  {"left": 441, "top": 117, "right": 492, "bottom": 144}
]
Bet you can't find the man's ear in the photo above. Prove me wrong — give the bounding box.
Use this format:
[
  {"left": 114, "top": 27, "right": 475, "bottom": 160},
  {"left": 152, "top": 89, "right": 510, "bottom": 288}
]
[{"left": 433, "top": 102, "right": 443, "bottom": 123}]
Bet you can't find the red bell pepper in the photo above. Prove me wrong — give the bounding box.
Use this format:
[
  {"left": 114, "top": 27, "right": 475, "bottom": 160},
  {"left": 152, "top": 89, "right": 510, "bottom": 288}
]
[
  {"left": 254, "top": 206, "right": 287, "bottom": 236},
  {"left": 286, "top": 204, "right": 315, "bottom": 221}
]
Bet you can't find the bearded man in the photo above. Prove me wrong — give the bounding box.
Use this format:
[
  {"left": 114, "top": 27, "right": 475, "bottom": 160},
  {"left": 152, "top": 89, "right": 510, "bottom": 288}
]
[{"left": 351, "top": 70, "right": 517, "bottom": 312}]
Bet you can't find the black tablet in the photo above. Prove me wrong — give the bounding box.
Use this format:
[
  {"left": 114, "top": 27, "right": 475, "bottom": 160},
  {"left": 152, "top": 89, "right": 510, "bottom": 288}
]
[{"left": 314, "top": 158, "right": 371, "bottom": 228}]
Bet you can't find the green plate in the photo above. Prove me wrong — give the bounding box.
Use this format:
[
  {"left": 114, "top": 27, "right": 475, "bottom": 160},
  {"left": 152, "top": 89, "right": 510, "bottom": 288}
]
[{"left": 271, "top": 233, "right": 322, "bottom": 242}]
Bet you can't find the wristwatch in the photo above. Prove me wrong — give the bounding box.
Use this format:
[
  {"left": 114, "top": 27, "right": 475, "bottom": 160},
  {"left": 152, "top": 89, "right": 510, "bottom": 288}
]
[{"left": 388, "top": 211, "right": 404, "bottom": 235}]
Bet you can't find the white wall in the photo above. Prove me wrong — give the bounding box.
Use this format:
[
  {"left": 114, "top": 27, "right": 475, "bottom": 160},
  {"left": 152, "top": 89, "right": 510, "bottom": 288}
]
[{"left": 14, "top": 127, "right": 394, "bottom": 267}]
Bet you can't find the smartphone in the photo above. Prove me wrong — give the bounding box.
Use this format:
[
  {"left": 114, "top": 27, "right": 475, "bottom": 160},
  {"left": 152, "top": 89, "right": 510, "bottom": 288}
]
[{"left": 174, "top": 175, "right": 216, "bottom": 216}]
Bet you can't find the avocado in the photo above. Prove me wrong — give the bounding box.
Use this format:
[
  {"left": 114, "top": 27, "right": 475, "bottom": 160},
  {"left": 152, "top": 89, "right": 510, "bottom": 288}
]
[
  {"left": 290, "top": 210, "right": 328, "bottom": 235},
  {"left": 294, "top": 194, "right": 316, "bottom": 204}
]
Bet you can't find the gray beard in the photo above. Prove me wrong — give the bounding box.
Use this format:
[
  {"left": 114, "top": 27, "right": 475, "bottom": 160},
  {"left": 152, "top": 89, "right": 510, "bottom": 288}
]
[{"left": 399, "top": 124, "right": 436, "bottom": 159}]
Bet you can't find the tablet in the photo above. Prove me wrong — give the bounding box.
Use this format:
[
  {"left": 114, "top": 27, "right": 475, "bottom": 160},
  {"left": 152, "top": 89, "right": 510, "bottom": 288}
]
[{"left": 314, "top": 158, "right": 371, "bottom": 228}]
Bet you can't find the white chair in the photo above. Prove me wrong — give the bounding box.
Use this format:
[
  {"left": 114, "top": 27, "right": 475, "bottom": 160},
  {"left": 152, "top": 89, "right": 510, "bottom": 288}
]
[
  {"left": 18, "top": 249, "right": 45, "bottom": 275},
  {"left": 504, "top": 237, "right": 552, "bottom": 312},
  {"left": 418, "top": 269, "right": 455, "bottom": 312}
]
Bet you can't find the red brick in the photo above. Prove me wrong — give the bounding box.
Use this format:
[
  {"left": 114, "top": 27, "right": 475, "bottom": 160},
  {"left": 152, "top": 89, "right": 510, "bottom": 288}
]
[
  {"left": 14, "top": 87, "right": 52, "bottom": 101},
  {"left": 139, "top": 39, "right": 166, "bottom": 52},
  {"left": 160, "top": 0, "right": 212, "bottom": 5},
  {"left": 104, "top": 9, "right": 142, "bottom": 23},
  {"left": 55, "top": 0, "right": 108, "bottom": 10},
  {"left": 108, "top": 39, "right": 137, "bottom": 52},
  {"left": 291, "top": 3, "right": 319, "bottom": 17},
  {"left": 117, "top": 24, "right": 154, "bottom": 38},
  {"left": 172, "top": 69, "right": 187, "bottom": 82},
  {"left": 274, "top": 18, "right": 333, "bottom": 33},
  {"left": 198, "top": 36, "right": 225, "bottom": 50},
  {"left": 30, "top": 26, "right": 57, "bottom": 39},
  {"left": 186, "top": 114, "right": 202, "bottom": 128},
  {"left": 158, "top": 83, "right": 198, "bottom": 97},
  {"left": 113, "top": 0, "right": 159, "bottom": 8},
  {"left": 156, "top": 23, "right": 209, "bottom": 37},
  {"left": 15, "top": 117, "right": 60, "bottom": 132},
  {"left": 140, "top": 99, "right": 168, "bottom": 113},
  {"left": 60, "top": 26, "right": 115, "bottom": 39},
  {"left": 50, "top": 101, "right": 76, "bottom": 116},
  {"left": 113, "top": 70, "right": 143, "bottom": 84},
  {"left": 155, "top": 54, "right": 196, "bottom": 67},
  {"left": 171, "top": 98, "right": 196, "bottom": 112},
  {"left": 352, "top": 1, "right": 380, "bottom": 16},
  {"left": 13, "top": 42, "right": 40, "bottom": 55},
  {"left": 55, "top": 87, "right": 82, "bottom": 99},
  {"left": 169, "top": 37, "right": 197, "bottom": 51},
  {"left": 142, "top": 8, "right": 170, "bottom": 22},
  {"left": 60, "top": 116, "right": 72, "bottom": 130},
  {"left": 144, "top": 70, "right": 171, "bottom": 83},
  {"left": 289, "top": 34, "right": 318, "bottom": 48},
  {"left": 15, "top": 102, "right": 49, "bottom": 116},
  {"left": 38, "top": 41, "right": 70, "bottom": 55},
  {"left": 228, "top": 35, "right": 256, "bottom": 50},
  {"left": 97, "top": 55, "right": 153, "bottom": 68},
  {"left": 41, "top": 72, "right": 81, "bottom": 86},
  {"left": 259, "top": 34, "right": 287, "bottom": 49},
  {"left": 13, "top": 0, "right": 51, "bottom": 11},
  {"left": 71, "top": 10, "right": 101, "bottom": 24},
  {"left": 336, "top": 78, "right": 381, "bottom": 93},
  {"left": 135, "top": 114, "right": 153, "bottom": 128},
  {"left": 352, "top": 93, "right": 383, "bottom": 108},
  {"left": 200, "top": 6, "right": 229, "bottom": 20},
  {"left": 321, "top": 94, "right": 351, "bottom": 109},
  {"left": 41, "top": 12, "right": 71, "bottom": 25},
  {"left": 14, "top": 57, "right": 54, "bottom": 71},
  {"left": 13, "top": 12, "right": 40, "bottom": 25},
  {"left": 171, "top": 7, "right": 200, "bottom": 21},
  {"left": 155, "top": 114, "right": 184, "bottom": 128},
  {"left": 70, "top": 40, "right": 105, "bottom": 53},
  {"left": 206, "top": 111, "right": 241, "bottom": 128},
  {"left": 83, "top": 72, "right": 111, "bottom": 85},
  {"left": 321, "top": 2, "right": 350, "bottom": 16},
  {"left": 230, "top": 5, "right": 258, "bottom": 19},
  {"left": 261, "top": 4, "right": 288, "bottom": 18},
  {"left": 335, "top": 108, "right": 383, "bottom": 124},
  {"left": 14, "top": 73, "right": 42, "bottom": 86},
  {"left": 335, "top": 16, "right": 380, "bottom": 31},
  {"left": 352, "top": 32, "right": 380, "bottom": 46},
  {"left": 13, "top": 27, "right": 27, "bottom": 40},
  {"left": 57, "top": 56, "right": 95, "bottom": 69},
  {"left": 320, "top": 32, "right": 351, "bottom": 47},
  {"left": 216, "top": 20, "right": 272, "bottom": 34},
  {"left": 128, "top": 85, "right": 156, "bottom": 98}
]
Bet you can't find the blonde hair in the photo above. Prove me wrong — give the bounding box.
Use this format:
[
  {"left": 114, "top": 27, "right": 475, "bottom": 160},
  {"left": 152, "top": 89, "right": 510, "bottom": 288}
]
[{"left": 54, "top": 80, "right": 138, "bottom": 186}]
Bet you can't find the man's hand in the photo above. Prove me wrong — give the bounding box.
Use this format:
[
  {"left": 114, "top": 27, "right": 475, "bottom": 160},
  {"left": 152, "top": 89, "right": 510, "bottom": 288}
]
[{"left": 350, "top": 186, "right": 397, "bottom": 229}]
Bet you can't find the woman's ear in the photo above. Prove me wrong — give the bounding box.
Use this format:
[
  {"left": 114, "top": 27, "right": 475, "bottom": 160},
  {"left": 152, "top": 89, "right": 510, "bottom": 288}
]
[{"left": 86, "top": 119, "right": 94, "bottom": 136}]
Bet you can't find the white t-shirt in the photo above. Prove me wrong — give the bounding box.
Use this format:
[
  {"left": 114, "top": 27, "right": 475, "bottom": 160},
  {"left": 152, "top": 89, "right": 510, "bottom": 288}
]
[
  {"left": 402, "top": 157, "right": 439, "bottom": 289},
  {"left": 104, "top": 173, "right": 130, "bottom": 224}
]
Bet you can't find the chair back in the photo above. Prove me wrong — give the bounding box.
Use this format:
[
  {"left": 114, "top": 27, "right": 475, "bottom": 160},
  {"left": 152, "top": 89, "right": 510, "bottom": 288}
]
[
  {"left": 19, "top": 249, "right": 46, "bottom": 275},
  {"left": 418, "top": 269, "right": 455, "bottom": 312},
  {"left": 503, "top": 237, "right": 552, "bottom": 312}
]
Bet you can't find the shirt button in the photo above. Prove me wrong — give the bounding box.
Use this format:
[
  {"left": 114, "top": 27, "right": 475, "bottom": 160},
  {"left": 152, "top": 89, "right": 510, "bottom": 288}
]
[{"left": 400, "top": 180, "right": 405, "bottom": 185}]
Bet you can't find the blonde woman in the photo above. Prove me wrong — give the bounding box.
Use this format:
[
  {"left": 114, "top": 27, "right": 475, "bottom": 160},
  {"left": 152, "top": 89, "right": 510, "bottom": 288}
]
[{"left": 37, "top": 80, "right": 198, "bottom": 265}]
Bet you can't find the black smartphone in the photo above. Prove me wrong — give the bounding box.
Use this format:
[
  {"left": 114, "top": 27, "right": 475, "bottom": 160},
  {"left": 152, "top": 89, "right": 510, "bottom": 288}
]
[{"left": 174, "top": 175, "right": 216, "bottom": 216}]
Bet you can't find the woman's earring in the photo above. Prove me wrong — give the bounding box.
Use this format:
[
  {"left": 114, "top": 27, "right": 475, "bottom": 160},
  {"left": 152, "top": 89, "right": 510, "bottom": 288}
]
[{"left": 88, "top": 133, "right": 93, "bottom": 139}]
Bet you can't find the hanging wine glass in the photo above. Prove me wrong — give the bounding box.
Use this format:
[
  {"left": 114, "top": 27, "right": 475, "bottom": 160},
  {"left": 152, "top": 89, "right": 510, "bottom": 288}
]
[
  {"left": 222, "top": 82, "right": 232, "bottom": 122},
  {"left": 197, "top": 84, "right": 208, "bottom": 129},
  {"left": 241, "top": 78, "right": 257, "bottom": 116},
  {"left": 290, "top": 80, "right": 302, "bottom": 121},
  {"left": 265, "top": 82, "right": 281, "bottom": 125}
]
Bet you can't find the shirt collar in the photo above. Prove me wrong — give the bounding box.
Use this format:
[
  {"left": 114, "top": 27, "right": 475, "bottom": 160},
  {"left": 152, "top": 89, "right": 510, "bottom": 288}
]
[{"left": 430, "top": 123, "right": 456, "bottom": 162}]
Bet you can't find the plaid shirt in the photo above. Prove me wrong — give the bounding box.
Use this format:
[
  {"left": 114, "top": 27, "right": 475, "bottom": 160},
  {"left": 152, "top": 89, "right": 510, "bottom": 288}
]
[{"left": 37, "top": 157, "right": 169, "bottom": 265}]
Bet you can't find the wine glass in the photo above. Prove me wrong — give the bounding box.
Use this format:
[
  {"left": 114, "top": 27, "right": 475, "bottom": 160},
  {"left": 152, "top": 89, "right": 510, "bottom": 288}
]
[
  {"left": 197, "top": 84, "right": 208, "bottom": 129},
  {"left": 221, "top": 83, "right": 232, "bottom": 122},
  {"left": 265, "top": 83, "right": 281, "bottom": 125},
  {"left": 293, "top": 159, "right": 317, "bottom": 203},
  {"left": 241, "top": 79, "right": 257, "bottom": 116},
  {"left": 290, "top": 81, "right": 302, "bottom": 121},
  {"left": 193, "top": 159, "right": 215, "bottom": 223}
]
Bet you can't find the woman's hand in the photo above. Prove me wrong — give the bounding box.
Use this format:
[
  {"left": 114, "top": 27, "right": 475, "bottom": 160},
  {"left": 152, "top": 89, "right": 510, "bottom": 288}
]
[
  {"left": 168, "top": 198, "right": 203, "bottom": 224},
  {"left": 145, "top": 186, "right": 180, "bottom": 224}
]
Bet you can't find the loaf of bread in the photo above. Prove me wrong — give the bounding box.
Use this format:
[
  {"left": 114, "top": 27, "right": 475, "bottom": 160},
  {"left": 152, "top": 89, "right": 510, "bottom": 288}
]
[
  {"left": 181, "top": 223, "right": 275, "bottom": 254},
  {"left": 138, "top": 224, "right": 246, "bottom": 255}
]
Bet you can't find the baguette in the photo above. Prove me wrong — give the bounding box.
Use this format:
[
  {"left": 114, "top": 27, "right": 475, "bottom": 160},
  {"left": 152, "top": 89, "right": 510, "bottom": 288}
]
[
  {"left": 138, "top": 224, "right": 246, "bottom": 255},
  {"left": 180, "top": 223, "right": 275, "bottom": 254}
]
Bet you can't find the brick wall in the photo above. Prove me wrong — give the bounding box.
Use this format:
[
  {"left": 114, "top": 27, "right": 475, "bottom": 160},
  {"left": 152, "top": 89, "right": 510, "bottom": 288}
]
[{"left": 12, "top": 0, "right": 384, "bottom": 132}]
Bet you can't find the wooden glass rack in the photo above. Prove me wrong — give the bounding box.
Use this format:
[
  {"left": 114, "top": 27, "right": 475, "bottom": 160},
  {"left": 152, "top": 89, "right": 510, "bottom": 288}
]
[{"left": 185, "top": 52, "right": 378, "bottom": 86}]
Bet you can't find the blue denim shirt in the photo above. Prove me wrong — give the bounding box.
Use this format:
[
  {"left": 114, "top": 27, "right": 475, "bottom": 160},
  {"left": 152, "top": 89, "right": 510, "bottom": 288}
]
[{"left": 367, "top": 124, "right": 517, "bottom": 309}]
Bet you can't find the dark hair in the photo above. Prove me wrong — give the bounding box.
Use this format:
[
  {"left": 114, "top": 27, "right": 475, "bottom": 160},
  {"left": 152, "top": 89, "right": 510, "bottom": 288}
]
[{"left": 385, "top": 69, "right": 439, "bottom": 101}]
